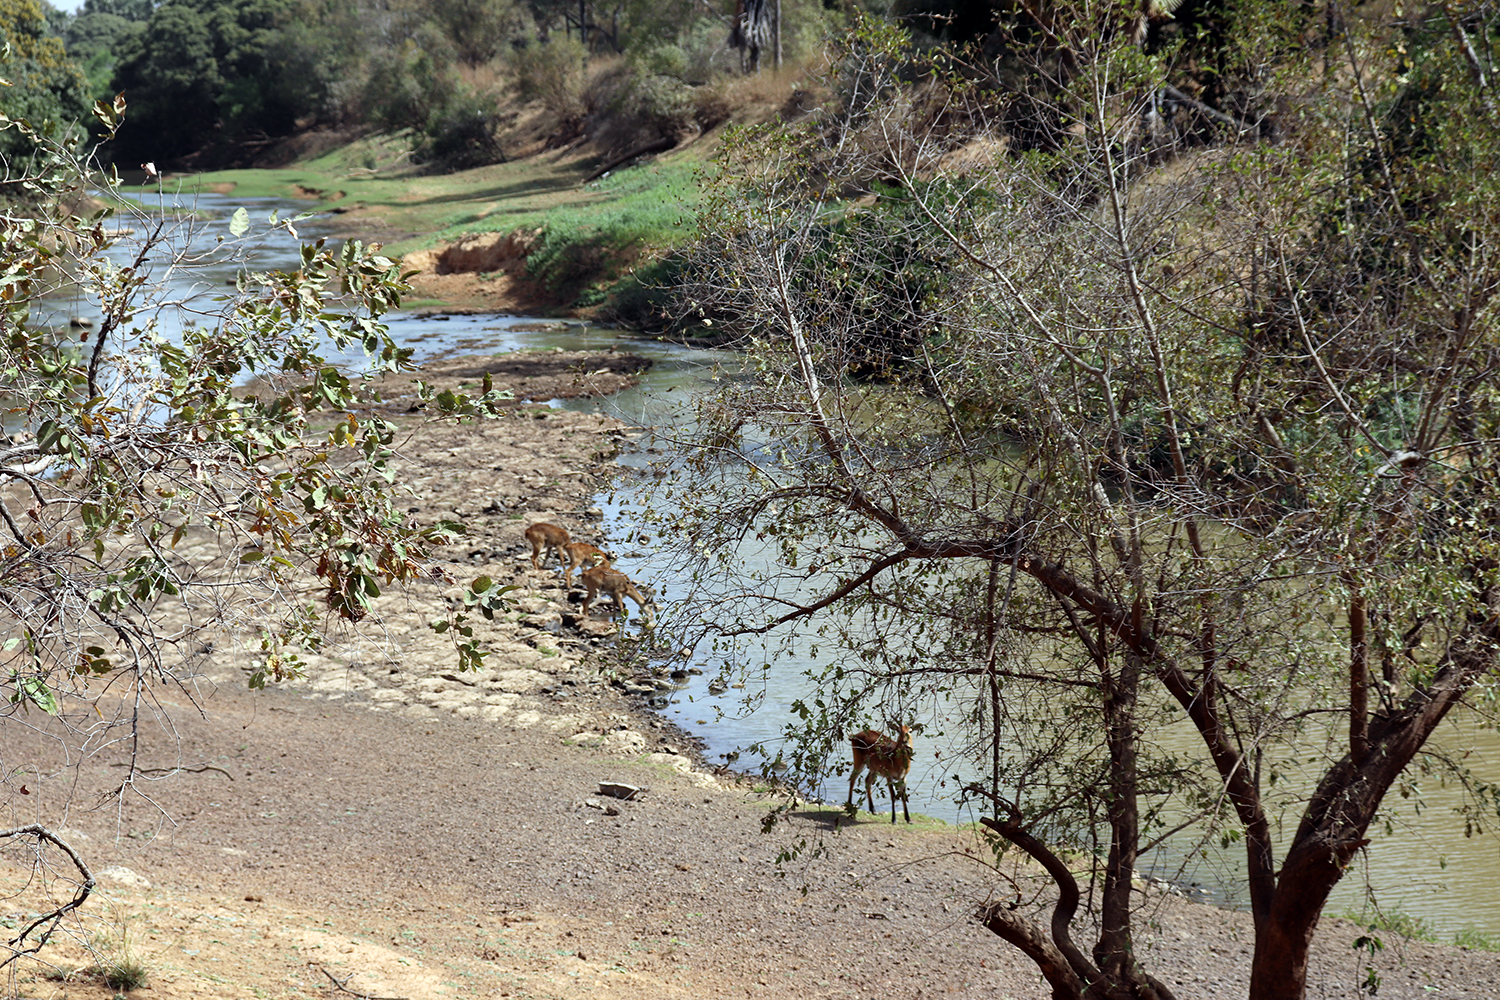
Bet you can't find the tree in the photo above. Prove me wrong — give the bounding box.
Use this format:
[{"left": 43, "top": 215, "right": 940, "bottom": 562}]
[
  {"left": 0, "top": 0, "right": 90, "bottom": 164},
  {"left": 106, "top": 1, "right": 220, "bottom": 156},
  {"left": 107, "top": 0, "right": 331, "bottom": 163},
  {"left": 60, "top": 11, "right": 138, "bottom": 98},
  {"left": 728, "top": 0, "right": 772, "bottom": 71},
  {"left": 0, "top": 104, "right": 509, "bottom": 969},
  {"left": 81, "top": 0, "right": 154, "bottom": 20},
  {"left": 430, "top": 0, "right": 530, "bottom": 66},
  {"left": 654, "top": 7, "right": 1500, "bottom": 999}
]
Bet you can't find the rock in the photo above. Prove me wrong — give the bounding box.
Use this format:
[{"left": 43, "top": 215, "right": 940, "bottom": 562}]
[
  {"left": 96, "top": 865, "right": 151, "bottom": 889},
  {"left": 600, "top": 729, "right": 647, "bottom": 754},
  {"left": 488, "top": 668, "right": 554, "bottom": 693},
  {"left": 598, "top": 782, "right": 642, "bottom": 800},
  {"left": 643, "top": 752, "right": 693, "bottom": 773}
]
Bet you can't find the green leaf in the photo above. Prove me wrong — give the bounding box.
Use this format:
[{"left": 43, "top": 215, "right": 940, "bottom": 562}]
[
  {"left": 11, "top": 676, "right": 59, "bottom": 715},
  {"left": 229, "top": 208, "right": 250, "bottom": 237}
]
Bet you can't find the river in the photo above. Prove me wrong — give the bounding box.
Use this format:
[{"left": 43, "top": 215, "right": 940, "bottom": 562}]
[{"left": 46, "top": 190, "right": 1500, "bottom": 943}]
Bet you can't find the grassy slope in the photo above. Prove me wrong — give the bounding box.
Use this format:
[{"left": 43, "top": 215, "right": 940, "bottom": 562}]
[{"left": 135, "top": 119, "right": 723, "bottom": 317}]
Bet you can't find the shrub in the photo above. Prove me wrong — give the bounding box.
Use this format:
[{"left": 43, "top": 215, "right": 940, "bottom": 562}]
[
  {"left": 584, "top": 62, "right": 693, "bottom": 154},
  {"left": 361, "top": 25, "right": 460, "bottom": 132},
  {"left": 598, "top": 252, "right": 686, "bottom": 332},
  {"left": 420, "top": 90, "right": 505, "bottom": 169},
  {"left": 510, "top": 36, "right": 587, "bottom": 138}
]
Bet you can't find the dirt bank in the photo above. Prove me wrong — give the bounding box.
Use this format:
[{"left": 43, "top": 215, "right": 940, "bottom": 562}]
[
  {"left": 401, "top": 230, "right": 556, "bottom": 315},
  {"left": 8, "top": 351, "right": 1499, "bottom": 1000}
]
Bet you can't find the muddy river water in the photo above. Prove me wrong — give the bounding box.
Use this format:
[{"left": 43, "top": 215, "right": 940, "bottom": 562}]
[{"left": 50, "top": 191, "right": 1500, "bottom": 942}]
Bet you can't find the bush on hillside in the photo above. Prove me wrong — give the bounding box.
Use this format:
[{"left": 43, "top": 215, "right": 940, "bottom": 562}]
[
  {"left": 510, "top": 36, "right": 588, "bottom": 141},
  {"left": 585, "top": 63, "right": 694, "bottom": 154},
  {"left": 634, "top": 18, "right": 738, "bottom": 83},
  {"left": 419, "top": 91, "right": 505, "bottom": 169},
  {"left": 361, "top": 24, "right": 460, "bottom": 132},
  {"left": 430, "top": 0, "right": 532, "bottom": 66},
  {"left": 598, "top": 253, "right": 687, "bottom": 333}
]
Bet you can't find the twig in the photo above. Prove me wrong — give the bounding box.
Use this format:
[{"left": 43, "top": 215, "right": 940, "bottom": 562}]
[
  {"left": 1160, "top": 84, "right": 1259, "bottom": 136},
  {"left": 107, "top": 763, "right": 235, "bottom": 780},
  {"left": 318, "top": 964, "right": 409, "bottom": 1000}
]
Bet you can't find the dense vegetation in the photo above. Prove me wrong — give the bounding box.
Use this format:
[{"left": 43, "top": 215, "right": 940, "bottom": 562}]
[
  {"left": 3, "top": 0, "right": 843, "bottom": 167},
  {"left": 648, "top": 5, "right": 1500, "bottom": 1000},
  {"left": 0, "top": 0, "right": 89, "bottom": 164}
]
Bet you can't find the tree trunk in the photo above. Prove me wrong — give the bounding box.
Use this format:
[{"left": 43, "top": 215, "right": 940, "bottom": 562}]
[
  {"left": 1095, "top": 653, "right": 1140, "bottom": 985},
  {"left": 1246, "top": 614, "right": 1500, "bottom": 999},
  {"left": 1247, "top": 844, "right": 1342, "bottom": 1000}
]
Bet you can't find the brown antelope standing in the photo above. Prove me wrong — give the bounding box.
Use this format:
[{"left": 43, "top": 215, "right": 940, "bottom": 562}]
[
  {"left": 524, "top": 522, "right": 570, "bottom": 571},
  {"left": 580, "top": 564, "right": 650, "bottom": 621},
  {"left": 562, "top": 541, "right": 611, "bottom": 587},
  {"left": 846, "top": 725, "right": 913, "bottom": 824}
]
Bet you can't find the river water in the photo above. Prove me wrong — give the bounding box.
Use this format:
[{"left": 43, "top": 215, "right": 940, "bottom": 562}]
[{"left": 48, "top": 191, "right": 1500, "bottom": 941}]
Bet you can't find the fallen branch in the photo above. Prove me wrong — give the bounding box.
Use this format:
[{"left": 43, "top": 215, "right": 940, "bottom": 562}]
[
  {"left": 318, "top": 964, "right": 409, "bottom": 1000},
  {"left": 583, "top": 137, "right": 679, "bottom": 183},
  {"left": 1161, "top": 84, "right": 1260, "bottom": 137},
  {"left": 107, "top": 763, "right": 235, "bottom": 780}
]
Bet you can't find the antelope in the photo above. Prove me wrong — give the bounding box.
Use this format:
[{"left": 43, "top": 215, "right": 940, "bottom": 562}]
[
  {"left": 846, "top": 725, "right": 913, "bottom": 824},
  {"left": 562, "top": 541, "right": 611, "bottom": 587},
  {"left": 580, "top": 564, "right": 651, "bottom": 621},
  {"left": 524, "top": 522, "right": 570, "bottom": 571}
]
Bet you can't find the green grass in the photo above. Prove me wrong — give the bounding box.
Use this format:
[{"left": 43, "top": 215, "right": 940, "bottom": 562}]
[
  {"left": 1340, "top": 906, "right": 1438, "bottom": 942},
  {"left": 85, "top": 913, "right": 151, "bottom": 994},
  {"left": 97, "top": 953, "right": 150, "bottom": 992},
  {"left": 163, "top": 148, "right": 701, "bottom": 259},
  {"left": 523, "top": 163, "right": 700, "bottom": 302},
  {"left": 137, "top": 138, "right": 706, "bottom": 313},
  {"left": 1340, "top": 905, "right": 1500, "bottom": 952},
  {"left": 1454, "top": 927, "right": 1500, "bottom": 951}
]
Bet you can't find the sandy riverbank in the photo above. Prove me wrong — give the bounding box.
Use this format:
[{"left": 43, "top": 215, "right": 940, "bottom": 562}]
[{"left": 9, "top": 350, "right": 1499, "bottom": 1000}]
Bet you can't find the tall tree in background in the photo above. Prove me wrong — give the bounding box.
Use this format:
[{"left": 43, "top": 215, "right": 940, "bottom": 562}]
[
  {"left": 108, "top": 0, "right": 327, "bottom": 163},
  {"left": 728, "top": 0, "right": 771, "bottom": 70},
  {"left": 0, "top": 0, "right": 90, "bottom": 163},
  {"left": 430, "top": 0, "right": 530, "bottom": 65},
  {"left": 82, "top": 0, "right": 154, "bottom": 19},
  {"left": 657, "top": 6, "right": 1500, "bottom": 999}
]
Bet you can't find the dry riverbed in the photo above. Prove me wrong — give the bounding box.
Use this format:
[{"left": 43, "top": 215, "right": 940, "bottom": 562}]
[{"left": 7, "top": 349, "right": 1500, "bottom": 1000}]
